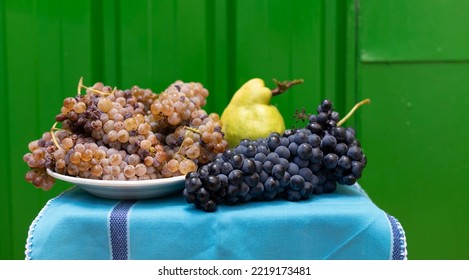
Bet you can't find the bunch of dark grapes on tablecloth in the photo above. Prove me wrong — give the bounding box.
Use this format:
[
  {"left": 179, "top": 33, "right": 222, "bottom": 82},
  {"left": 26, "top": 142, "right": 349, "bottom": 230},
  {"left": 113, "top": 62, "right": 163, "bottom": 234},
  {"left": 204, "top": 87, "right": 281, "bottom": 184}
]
[
  {"left": 304, "top": 99, "right": 367, "bottom": 191},
  {"left": 23, "top": 78, "right": 228, "bottom": 191},
  {"left": 183, "top": 99, "right": 369, "bottom": 212}
]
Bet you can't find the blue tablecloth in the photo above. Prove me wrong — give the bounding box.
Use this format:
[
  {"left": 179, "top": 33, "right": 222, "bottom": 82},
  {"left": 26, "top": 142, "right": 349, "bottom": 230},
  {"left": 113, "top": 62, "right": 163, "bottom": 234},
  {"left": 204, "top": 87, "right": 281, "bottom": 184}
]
[{"left": 25, "top": 184, "right": 407, "bottom": 260}]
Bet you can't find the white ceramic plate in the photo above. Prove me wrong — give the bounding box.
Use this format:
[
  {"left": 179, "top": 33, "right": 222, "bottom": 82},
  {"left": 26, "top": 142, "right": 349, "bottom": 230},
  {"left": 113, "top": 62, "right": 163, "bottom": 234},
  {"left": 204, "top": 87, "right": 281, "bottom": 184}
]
[{"left": 47, "top": 169, "right": 185, "bottom": 200}]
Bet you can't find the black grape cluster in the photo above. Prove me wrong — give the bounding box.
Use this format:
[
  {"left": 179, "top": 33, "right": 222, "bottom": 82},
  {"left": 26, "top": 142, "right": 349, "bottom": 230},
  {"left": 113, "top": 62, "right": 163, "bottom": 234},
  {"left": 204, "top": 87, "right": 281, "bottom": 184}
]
[
  {"left": 183, "top": 100, "right": 367, "bottom": 212},
  {"left": 304, "top": 99, "right": 366, "bottom": 189}
]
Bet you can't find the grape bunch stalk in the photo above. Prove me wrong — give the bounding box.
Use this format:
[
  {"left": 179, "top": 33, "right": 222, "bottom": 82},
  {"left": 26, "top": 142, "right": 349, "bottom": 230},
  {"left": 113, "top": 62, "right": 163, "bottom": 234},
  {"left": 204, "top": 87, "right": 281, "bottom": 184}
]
[
  {"left": 23, "top": 78, "right": 228, "bottom": 191},
  {"left": 183, "top": 98, "right": 370, "bottom": 212}
]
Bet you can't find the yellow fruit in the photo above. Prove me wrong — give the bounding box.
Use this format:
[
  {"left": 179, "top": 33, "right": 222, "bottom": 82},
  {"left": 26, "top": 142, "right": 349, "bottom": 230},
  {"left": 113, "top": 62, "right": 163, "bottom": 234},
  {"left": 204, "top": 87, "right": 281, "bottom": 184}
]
[{"left": 221, "top": 78, "right": 302, "bottom": 148}]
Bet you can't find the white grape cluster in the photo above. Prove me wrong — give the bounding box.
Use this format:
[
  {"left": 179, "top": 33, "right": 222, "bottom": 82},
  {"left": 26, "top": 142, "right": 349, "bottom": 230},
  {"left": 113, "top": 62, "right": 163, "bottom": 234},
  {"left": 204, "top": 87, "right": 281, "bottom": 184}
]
[{"left": 23, "top": 79, "right": 228, "bottom": 191}]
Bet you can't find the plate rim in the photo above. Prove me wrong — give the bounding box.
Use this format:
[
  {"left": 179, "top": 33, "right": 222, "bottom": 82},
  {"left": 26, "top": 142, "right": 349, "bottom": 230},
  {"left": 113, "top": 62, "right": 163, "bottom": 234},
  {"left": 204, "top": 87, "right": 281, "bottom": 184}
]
[{"left": 46, "top": 169, "right": 186, "bottom": 189}]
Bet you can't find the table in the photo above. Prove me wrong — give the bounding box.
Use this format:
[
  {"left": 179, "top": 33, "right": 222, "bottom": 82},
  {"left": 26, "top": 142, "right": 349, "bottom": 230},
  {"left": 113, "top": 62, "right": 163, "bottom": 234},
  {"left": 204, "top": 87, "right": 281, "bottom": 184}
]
[{"left": 25, "top": 183, "right": 407, "bottom": 260}]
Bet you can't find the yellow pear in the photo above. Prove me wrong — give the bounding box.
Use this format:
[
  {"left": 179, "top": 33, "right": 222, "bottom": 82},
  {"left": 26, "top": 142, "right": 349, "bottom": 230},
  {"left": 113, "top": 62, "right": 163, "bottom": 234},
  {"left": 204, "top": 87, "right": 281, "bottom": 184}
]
[{"left": 221, "top": 78, "right": 303, "bottom": 148}]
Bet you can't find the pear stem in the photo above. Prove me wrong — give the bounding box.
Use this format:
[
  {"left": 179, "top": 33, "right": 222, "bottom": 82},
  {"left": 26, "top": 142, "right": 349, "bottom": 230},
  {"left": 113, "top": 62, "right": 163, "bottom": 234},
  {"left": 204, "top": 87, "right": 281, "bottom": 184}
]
[
  {"left": 271, "top": 79, "right": 304, "bottom": 96},
  {"left": 337, "top": 98, "right": 371, "bottom": 126}
]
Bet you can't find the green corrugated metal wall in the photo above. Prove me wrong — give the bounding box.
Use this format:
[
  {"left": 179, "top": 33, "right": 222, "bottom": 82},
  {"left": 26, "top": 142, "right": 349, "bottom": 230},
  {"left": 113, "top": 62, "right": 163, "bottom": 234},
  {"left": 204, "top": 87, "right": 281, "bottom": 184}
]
[{"left": 1, "top": 0, "right": 468, "bottom": 260}]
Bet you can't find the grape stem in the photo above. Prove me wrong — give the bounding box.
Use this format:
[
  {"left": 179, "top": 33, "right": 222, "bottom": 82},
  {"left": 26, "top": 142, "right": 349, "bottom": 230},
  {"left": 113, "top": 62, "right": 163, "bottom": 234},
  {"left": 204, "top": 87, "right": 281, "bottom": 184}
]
[
  {"left": 77, "top": 76, "right": 116, "bottom": 96},
  {"left": 184, "top": 126, "right": 202, "bottom": 135},
  {"left": 271, "top": 79, "right": 304, "bottom": 96},
  {"left": 176, "top": 126, "right": 202, "bottom": 158},
  {"left": 337, "top": 98, "right": 371, "bottom": 126},
  {"left": 50, "top": 122, "right": 61, "bottom": 149},
  {"left": 50, "top": 121, "right": 72, "bottom": 150}
]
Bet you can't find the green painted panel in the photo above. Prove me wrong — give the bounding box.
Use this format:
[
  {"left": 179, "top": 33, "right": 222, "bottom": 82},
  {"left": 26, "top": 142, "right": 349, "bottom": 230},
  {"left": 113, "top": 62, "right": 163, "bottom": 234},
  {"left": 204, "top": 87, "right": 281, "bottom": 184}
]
[
  {"left": 118, "top": 0, "right": 210, "bottom": 96},
  {"left": 234, "top": 0, "right": 329, "bottom": 129},
  {"left": 357, "top": 63, "right": 469, "bottom": 259},
  {"left": 101, "top": 0, "right": 120, "bottom": 85},
  {"left": 207, "top": 0, "right": 232, "bottom": 115},
  {"left": 116, "top": 0, "right": 347, "bottom": 123},
  {"left": 116, "top": 0, "right": 226, "bottom": 115},
  {"left": 360, "top": 0, "right": 469, "bottom": 62},
  {"left": 5, "top": 0, "right": 44, "bottom": 261},
  {"left": 0, "top": 0, "right": 12, "bottom": 260},
  {"left": 1, "top": 0, "right": 95, "bottom": 260},
  {"left": 344, "top": 0, "right": 359, "bottom": 125}
]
